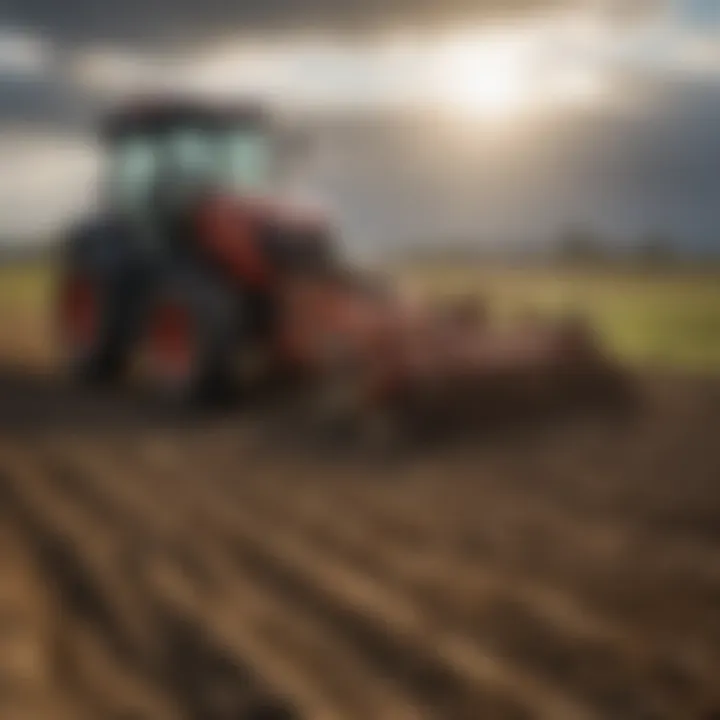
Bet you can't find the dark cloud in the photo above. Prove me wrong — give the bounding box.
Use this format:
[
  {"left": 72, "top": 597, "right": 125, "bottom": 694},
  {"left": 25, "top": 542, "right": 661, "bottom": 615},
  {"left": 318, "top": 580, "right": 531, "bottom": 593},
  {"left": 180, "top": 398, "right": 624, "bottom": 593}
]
[
  {"left": 0, "top": 69, "right": 94, "bottom": 129},
  {"left": 3, "top": 0, "right": 566, "bottom": 45}
]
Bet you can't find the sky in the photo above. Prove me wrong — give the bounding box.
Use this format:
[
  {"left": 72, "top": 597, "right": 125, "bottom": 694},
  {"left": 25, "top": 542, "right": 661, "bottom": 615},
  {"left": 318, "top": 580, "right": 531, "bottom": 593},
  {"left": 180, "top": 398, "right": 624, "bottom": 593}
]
[{"left": 1, "top": 0, "right": 720, "bottom": 254}]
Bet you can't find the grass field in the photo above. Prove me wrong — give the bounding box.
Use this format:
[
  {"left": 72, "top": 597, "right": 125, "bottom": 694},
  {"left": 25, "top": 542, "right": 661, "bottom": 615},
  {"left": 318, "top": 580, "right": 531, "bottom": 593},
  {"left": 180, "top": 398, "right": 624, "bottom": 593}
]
[{"left": 2, "top": 260, "right": 720, "bottom": 371}]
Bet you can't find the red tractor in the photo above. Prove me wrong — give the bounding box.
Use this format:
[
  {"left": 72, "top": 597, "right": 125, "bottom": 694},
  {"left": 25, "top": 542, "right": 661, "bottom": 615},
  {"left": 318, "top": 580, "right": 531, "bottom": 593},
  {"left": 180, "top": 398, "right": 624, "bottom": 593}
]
[
  {"left": 58, "top": 98, "right": 629, "bottom": 437},
  {"left": 58, "top": 99, "right": 330, "bottom": 402}
]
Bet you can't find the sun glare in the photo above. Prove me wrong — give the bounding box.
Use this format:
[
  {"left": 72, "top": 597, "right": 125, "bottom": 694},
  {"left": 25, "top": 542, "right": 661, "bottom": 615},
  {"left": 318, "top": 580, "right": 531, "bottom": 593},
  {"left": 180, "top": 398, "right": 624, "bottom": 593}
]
[
  {"left": 169, "top": 24, "right": 609, "bottom": 118},
  {"left": 431, "top": 27, "right": 607, "bottom": 121},
  {"left": 432, "top": 32, "right": 536, "bottom": 120}
]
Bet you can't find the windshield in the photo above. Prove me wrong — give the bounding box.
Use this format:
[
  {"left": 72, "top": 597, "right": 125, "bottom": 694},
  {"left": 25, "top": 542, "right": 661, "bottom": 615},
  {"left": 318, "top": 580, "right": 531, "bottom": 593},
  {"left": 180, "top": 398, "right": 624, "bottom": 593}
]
[
  {"left": 222, "top": 130, "right": 273, "bottom": 192},
  {"left": 109, "top": 136, "right": 157, "bottom": 218},
  {"left": 165, "top": 127, "right": 273, "bottom": 194},
  {"left": 108, "top": 125, "right": 276, "bottom": 219}
]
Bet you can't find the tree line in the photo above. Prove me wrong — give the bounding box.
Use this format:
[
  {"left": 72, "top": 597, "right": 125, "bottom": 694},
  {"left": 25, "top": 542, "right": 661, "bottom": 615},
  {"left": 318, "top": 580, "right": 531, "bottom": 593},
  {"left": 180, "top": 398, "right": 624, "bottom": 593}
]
[{"left": 396, "top": 227, "right": 718, "bottom": 269}]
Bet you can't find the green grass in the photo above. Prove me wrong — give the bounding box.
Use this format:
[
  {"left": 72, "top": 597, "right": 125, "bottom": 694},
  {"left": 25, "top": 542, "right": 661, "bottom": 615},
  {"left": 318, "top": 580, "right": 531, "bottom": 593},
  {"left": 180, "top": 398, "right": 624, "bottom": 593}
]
[
  {"left": 397, "top": 265, "right": 720, "bottom": 373},
  {"left": 2, "top": 261, "right": 720, "bottom": 373},
  {"left": 0, "top": 262, "right": 54, "bottom": 314}
]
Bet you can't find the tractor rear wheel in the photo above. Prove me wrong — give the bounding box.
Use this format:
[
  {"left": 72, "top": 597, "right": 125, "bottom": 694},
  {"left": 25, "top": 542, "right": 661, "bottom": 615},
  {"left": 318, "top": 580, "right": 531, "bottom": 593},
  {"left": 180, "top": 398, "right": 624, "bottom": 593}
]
[{"left": 141, "top": 271, "right": 238, "bottom": 408}]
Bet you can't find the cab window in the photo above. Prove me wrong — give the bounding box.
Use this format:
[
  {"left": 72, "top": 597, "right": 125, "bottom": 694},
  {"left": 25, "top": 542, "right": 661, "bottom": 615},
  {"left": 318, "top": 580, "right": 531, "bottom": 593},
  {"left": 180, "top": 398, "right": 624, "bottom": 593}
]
[
  {"left": 166, "top": 130, "right": 216, "bottom": 188},
  {"left": 222, "top": 130, "right": 273, "bottom": 192},
  {"left": 108, "top": 136, "right": 157, "bottom": 218}
]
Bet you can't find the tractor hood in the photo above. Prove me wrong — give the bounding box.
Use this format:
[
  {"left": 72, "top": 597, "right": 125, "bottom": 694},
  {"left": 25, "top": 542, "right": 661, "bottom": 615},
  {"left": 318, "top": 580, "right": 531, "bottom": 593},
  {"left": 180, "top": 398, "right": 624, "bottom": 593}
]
[
  {"left": 198, "top": 190, "right": 337, "bottom": 279},
  {"left": 241, "top": 192, "right": 331, "bottom": 235},
  {"left": 240, "top": 192, "right": 338, "bottom": 275}
]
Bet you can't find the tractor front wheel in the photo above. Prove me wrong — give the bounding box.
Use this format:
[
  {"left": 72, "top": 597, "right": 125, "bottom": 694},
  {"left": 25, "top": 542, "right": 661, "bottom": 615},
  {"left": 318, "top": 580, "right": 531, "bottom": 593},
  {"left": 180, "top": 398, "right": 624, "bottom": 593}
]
[{"left": 141, "top": 272, "right": 238, "bottom": 408}]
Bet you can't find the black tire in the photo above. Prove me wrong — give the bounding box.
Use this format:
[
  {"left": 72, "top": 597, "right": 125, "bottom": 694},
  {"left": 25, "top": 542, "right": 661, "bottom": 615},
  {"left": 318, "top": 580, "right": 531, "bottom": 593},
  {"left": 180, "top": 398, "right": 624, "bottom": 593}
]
[
  {"left": 57, "top": 222, "right": 134, "bottom": 385},
  {"left": 141, "top": 269, "right": 240, "bottom": 408}
]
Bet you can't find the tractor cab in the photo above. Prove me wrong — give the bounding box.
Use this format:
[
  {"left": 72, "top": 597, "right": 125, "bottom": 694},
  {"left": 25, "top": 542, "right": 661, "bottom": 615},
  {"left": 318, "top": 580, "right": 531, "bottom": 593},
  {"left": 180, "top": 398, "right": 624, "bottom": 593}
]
[
  {"left": 101, "top": 100, "right": 286, "bottom": 245},
  {"left": 100, "top": 99, "right": 339, "bottom": 281}
]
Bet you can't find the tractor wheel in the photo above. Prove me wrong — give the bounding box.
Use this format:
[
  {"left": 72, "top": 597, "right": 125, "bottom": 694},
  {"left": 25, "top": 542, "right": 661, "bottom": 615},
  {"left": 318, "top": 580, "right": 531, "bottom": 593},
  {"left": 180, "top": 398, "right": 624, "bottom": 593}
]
[
  {"left": 57, "top": 265, "right": 128, "bottom": 384},
  {"left": 141, "top": 272, "right": 238, "bottom": 408}
]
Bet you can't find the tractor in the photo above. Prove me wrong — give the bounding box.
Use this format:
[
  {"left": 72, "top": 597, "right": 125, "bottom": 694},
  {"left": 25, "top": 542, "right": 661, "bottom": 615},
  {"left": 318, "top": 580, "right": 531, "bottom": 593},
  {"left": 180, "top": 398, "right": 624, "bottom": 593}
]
[
  {"left": 57, "top": 98, "right": 337, "bottom": 404},
  {"left": 57, "top": 97, "right": 630, "bottom": 440}
]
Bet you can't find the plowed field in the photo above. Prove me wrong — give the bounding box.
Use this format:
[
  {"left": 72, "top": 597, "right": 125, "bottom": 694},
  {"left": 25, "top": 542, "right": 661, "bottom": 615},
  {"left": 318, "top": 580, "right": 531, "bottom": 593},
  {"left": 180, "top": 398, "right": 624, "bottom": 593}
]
[{"left": 0, "top": 353, "right": 719, "bottom": 719}]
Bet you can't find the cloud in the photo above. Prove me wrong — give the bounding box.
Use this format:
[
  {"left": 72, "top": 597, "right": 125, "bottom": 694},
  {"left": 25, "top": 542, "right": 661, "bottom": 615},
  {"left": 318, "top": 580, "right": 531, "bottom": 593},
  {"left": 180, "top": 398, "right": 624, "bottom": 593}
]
[
  {"left": 0, "top": 28, "right": 50, "bottom": 75},
  {"left": 63, "top": 9, "right": 629, "bottom": 114},
  {"left": 3, "top": 0, "right": 569, "bottom": 46},
  {"left": 0, "top": 130, "right": 99, "bottom": 240}
]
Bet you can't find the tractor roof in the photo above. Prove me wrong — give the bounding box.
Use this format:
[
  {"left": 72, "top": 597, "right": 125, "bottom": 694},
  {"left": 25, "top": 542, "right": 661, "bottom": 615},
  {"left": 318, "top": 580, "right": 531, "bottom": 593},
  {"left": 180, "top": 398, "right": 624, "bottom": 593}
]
[{"left": 101, "top": 97, "right": 271, "bottom": 142}]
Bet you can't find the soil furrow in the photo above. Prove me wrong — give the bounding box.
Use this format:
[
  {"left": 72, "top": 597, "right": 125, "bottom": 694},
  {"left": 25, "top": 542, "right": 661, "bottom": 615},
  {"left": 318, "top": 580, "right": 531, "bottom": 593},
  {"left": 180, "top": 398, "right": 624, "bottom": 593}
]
[
  {"left": 167, "top": 443, "right": 717, "bottom": 719},
  {"left": 0, "top": 443, "right": 182, "bottom": 719},
  {"left": 51, "top": 439, "right": 431, "bottom": 720},
  {"left": 133, "top": 440, "right": 597, "bottom": 720}
]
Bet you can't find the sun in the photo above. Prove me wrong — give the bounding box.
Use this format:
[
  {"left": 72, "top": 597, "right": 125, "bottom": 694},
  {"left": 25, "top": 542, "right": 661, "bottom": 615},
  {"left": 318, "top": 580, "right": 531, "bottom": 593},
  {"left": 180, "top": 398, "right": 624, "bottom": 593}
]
[{"left": 432, "top": 31, "right": 536, "bottom": 120}]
